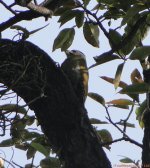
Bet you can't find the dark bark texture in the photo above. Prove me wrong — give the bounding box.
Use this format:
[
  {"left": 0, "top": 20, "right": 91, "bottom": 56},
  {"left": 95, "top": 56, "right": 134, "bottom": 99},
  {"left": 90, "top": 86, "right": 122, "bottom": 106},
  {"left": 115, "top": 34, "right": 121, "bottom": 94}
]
[
  {"left": 0, "top": 39, "right": 111, "bottom": 168},
  {"left": 142, "top": 69, "right": 150, "bottom": 168}
]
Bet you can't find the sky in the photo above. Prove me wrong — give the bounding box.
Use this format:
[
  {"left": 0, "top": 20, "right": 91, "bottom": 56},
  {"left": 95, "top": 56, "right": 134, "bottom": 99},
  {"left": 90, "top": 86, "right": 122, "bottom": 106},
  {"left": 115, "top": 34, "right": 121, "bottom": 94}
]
[{"left": 1, "top": 0, "right": 149, "bottom": 167}]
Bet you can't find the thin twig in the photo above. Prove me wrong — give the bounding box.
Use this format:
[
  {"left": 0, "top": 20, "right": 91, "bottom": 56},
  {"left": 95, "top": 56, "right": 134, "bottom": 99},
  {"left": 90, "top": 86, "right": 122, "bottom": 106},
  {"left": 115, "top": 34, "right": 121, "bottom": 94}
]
[
  {"left": 0, "top": 1, "right": 16, "bottom": 15},
  {"left": 104, "top": 106, "right": 142, "bottom": 148}
]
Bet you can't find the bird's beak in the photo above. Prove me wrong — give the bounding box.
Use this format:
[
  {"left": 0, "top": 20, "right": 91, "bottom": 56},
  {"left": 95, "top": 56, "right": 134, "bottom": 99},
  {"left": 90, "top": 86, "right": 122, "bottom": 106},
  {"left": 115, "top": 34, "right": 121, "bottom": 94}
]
[{"left": 65, "top": 50, "right": 71, "bottom": 57}]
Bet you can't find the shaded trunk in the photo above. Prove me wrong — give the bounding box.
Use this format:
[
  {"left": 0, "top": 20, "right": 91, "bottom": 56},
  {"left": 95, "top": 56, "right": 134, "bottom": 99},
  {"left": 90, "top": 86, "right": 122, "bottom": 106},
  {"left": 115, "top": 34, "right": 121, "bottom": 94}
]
[
  {"left": 0, "top": 39, "right": 111, "bottom": 168},
  {"left": 142, "top": 69, "right": 150, "bottom": 168}
]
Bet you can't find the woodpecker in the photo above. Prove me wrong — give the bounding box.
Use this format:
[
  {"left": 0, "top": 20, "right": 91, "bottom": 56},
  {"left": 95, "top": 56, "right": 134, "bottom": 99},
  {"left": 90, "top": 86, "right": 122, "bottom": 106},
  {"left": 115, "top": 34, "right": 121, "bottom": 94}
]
[{"left": 61, "top": 50, "right": 89, "bottom": 104}]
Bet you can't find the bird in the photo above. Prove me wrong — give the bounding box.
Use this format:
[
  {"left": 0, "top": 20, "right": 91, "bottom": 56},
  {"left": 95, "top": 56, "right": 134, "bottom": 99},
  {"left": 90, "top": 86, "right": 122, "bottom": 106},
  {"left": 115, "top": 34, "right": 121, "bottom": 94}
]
[{"left": 61, "top": 50, "right": 89, "bottom": 104}]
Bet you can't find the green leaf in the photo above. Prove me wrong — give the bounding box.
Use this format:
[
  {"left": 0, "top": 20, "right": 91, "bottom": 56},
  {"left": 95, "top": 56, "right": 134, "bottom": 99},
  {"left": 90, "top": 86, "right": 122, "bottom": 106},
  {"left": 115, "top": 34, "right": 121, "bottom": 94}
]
[
  {"left": 61, "top": 28, "right": 75, "bottom": 51},
  {"left": 75, "top": 11, "right": 84, "bottom": 28},
  {"left": 135, "top": 99, "right": 146, "bottom": 128},
  {"left": 90, "top": 118, "right": 108, "bottom": 124},
  {"left": 40, "top": 157, "right": 60, "bottom": 168},
  {"left": 82, "top": 0, "right": 91, "bottom": 6},
  {"left": 119, "top": 83, "right": 150, "bottom": 94},
  {"left": 26, "top": 146, "right": 36, "bottom": 160},
  {"left": 114, "top": 63, "right": 124, "bottom": 89},
  {"left": 58, "top": 10, "right": 77, "bottom": 26},
  {"left": 83, "top": 22, "right": 100, "bottom": 47},
  {"left": 89, "top": 52, "right": 120, "bottom": 69},
  {"left": 0, "top": 139, "right": 14, "bottom": 147},
  {"left": 121, "top": 4, "right": 146, "bottom": 26},
  {"left": 117, "top": 122, "right": 135, "bottom": 128},
  {"left": 53, "top": 28, "right": 75, "bottom": 51},
  {"left": 121, "top": 40, "right": 135, "bottom": 56},
  {"left": 54, "top": 7, "right": 70, "bottom": 16},
  {"left": 30, "top": 142, "right": 49, "bottom": 157},
  {"left": 107, "top": 99, "right": 134, "bottom": 106},
  {"left": 109, "top": 29, "right": 122, "bottom": 47},
  {"left": 15, "top": 143, "right": 29, "bottom": 151},
  {"left": 120, "top": 156, "right": 134, "bottom": 163},
  {"left": 97, "top": 129, "right": 113, "bottom": 150},
  {"left": 130, "top": 68, "right": 143, "bottom": 84},
  {"left": 110, "top": 104, "right": 129, "bottom": 109},
  {"left": 0, "top": 104, "right": 27, "bottom": 114},
  {"left": 100, "top": 76, "right": 139, "bottom": 102},
  {"left": 88, "top": 92, "right": 105, "bottom": 106},
  {"left": 63, "top": 0, "right": 78, "bottom": 8},
  {"left": 100, "top": 76, "right": 127, "bottom": 88},
  {"left": 23, "top": 131, "right": 41, "bottom": 141},
  {"left": 129, "top": 46, "right": 150, "bottom": 60},
  {"left": 25, "top": 116, "right": 35, "bottom": 126}
]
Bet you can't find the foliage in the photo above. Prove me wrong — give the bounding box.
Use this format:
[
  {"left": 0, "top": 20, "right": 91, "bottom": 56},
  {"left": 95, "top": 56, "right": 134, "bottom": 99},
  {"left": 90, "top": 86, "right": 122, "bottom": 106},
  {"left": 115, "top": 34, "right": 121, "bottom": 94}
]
[{"left": 0, "top": 0, "right": 150, "bottom": 167}]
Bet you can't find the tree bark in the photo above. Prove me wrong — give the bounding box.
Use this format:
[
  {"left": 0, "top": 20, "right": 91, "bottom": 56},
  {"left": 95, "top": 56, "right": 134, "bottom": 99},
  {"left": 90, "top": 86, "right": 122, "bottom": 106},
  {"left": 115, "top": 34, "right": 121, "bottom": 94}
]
[
  {"left": 142, "top": 69, "right": 150, "bottom": 168},
  {"left": 0, "top": 39, "right": 111, "bottom": 168}
]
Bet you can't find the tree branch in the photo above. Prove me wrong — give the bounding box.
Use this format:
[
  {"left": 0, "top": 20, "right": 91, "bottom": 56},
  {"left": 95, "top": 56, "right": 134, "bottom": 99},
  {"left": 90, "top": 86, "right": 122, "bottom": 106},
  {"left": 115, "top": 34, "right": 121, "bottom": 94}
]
[{"left": 0, "top": 39, "right": 111, "bottom": 168}]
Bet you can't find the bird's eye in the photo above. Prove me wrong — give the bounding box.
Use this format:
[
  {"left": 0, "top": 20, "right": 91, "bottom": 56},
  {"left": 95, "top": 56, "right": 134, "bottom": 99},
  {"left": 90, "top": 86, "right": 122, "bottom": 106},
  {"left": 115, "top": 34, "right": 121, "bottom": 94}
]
[{"left": 72, "top": 50, "right": 76, "bottom": 53}]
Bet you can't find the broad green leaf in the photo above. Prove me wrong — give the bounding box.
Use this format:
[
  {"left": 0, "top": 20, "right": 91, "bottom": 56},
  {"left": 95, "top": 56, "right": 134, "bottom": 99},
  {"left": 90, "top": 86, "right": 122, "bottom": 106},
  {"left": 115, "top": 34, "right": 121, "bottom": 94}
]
[
  {"left": 63, "top": 0, "right": 79, "bottom": 8},
  {"left": 88, "top": 92, "right": 105, "bottom": 106},
  {"left": 58, "top": 10, "right": 77, "bottom": 26},
  {"left": 114, "top": 63, "right": 124, "bottom": 89},
  {"left": 53, "top": 28, "right": 75, "bottom": 51},
  {"left": 130, "top": 68, "right": 143, "bottom": 84},
  {"left": 40, "top": 157, "right": 60, "bottom": 168},
  {"left": 135, "top": 99, "right": 146, "bottom": 128},
  {"left": 90, "top": 118, "right": 108, "bottom": 124},
  {"left": 97, "top": 129, "right": 113, "bottom": 150},
  {"left": 12, "top": 130, "right": 33, "bottom": 143},
  {"left": 120, "top": 41, "right": 135, "bottom": 56},
  {"left": 89, "top": 52, "right": 120, "bottom": 69},
  {"left": 23, "top": 131, "right": 41, "bottom": 141},
  {"left": 100, "top": 76, "right": 139, "bottom": 101},
  {"left": 54, "top": 8, "right": 70, "bottom": 16},
  {"left": 75, "top": 11, "right": 84, "bottom": 28},
  {"left": 109, "top": 29, "right": 122, "bottom": 47},
  {"left": 31, "top": 142, "right": 49, "bottom": 157},
  {"left": 25, "top": 116, "right": 35, "bottom": 126},
  {"left": 82, "top": 0, "right": 91, "bottom": 6},
  {"left": 121, "top": 4, "right": 146, "bottom": 26},
  {"left": 100, "top": 76, "right": 127, "bottom": 88},
  {"left": 129, "top": 46, "right": 150, "bottom": 60},
  {"left": 83, "top": 22, "right": 99, "bottom": 47},
  {"left": 119, "top": 83, "right": 150, "bottom": 94},
  {"left": 120, "top": 157, "right": 134, "bottom": 163},
  {"left": 10, "top": 116, "right": 26, "bottom": 142},
  {"left": 117, "top": 122, "right": 135, "bottom": 128},
  {"left": 0, "top": 104, "right": 27, "bottom": 114},
  {"left": 15, "top": 143, "right": 29, "bottom": 151},
  {"left": 110, "top": 104, "right": 129, "bottom": 109},
  {"left": 26, "top": 146, "right": 36, "bottom": 160},
  {"left": 61, "top": 28, "right": 75, "bottom": 51},
  {"left": 107, "top": 99, "right": 134, "bottom": 106},
  {"left": 0, "top": 139, "right": 14, "bottom": 147}
]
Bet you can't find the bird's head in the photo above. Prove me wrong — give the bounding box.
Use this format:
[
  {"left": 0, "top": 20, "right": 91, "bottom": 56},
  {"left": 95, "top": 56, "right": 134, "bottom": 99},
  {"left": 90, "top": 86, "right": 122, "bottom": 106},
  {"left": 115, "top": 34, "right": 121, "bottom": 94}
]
[{"left": 65, "top": 50, "right": 86, "bottom": 60}]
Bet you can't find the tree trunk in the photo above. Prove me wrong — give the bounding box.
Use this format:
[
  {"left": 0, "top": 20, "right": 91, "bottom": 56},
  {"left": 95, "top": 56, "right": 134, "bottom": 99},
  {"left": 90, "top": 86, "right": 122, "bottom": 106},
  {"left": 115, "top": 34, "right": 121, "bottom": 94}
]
[
  {"left": 0, "top": 39, "right": 111, "bottom": 168},
  {"left": 142, "top": 69, "right": 150, "bottom": 168}
]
